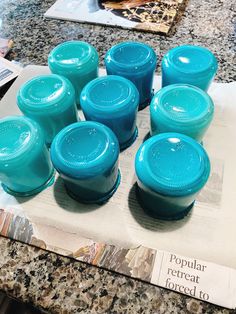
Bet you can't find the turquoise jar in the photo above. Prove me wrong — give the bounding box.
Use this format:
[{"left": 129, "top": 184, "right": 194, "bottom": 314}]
[
  {"left": 48, "top": 41, "right": 99, "bottom": 105},
  {"left": 0, "top": 116, "right": 54, "bottom": 196},
  {"left": 50, "top": 121, "right": 120, "bottom": 203},
  {"left": 80, "top": 75, "right": 139, "bottom": 150},
  {"left": 105, "top": 42, "right": 157, "bottom": 109},
  {"left": 135, "top": 133, "right": 210, "bottom": 220},
  {"left": 150, "top": 84, "right": 214, "bottom": 142},
  {"left": 161, "top": 45, "right": 218, "bottom": 91},
  {"left": 17, "top": 74, "right": 78, "bottom": 146}
]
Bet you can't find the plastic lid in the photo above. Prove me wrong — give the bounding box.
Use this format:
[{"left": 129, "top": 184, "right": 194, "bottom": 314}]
[
  {"left": 48, "top": 41, "right": 99, "bottom": 75},
  {"left": 17, "top": 74, "right": 75, "bottom": 114},
  {"left": 80, "top": 75, "right": 139, "bottom": 115},
  {"left": 0, "top": 116, "right": 43, "bottom": 163},
  {"left": 162, "top": 45, "right": 218, "bottom": 76},
  {"left": 150, "top": 84, "right": 214, "bottom": 128},
  {"left": 105, "top": 42, "right": 157, "bottom": 73},
  {"left": 135, "top": 133, "right": 210, "bottom": 196},
  {"left": 51, "top": 121, "right": 119, "bottom": 179}
]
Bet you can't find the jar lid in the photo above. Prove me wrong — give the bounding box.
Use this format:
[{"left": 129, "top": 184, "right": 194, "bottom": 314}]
[
  {"left": 135, "top": 133, "right": 210, "bottom": 196},
  {"left": 150, "top": 84, "right": 214, "bottom": 129},
  {"left": 50, "top": 121, "right": 119, "bottom": 179},
  {"left": 162, "top": 45, "right": 218, "bottom": 77},
  {"left": 105, "top": 41, "right": 157, "bottom": 73},
  {"left": 80, "top": 75, "right": 139, "bottom": 116},
  {"left": 48, "top": 41, "right": 99, "bottom": 75},
  {"left": 17, "top": 74, "right": 75, "bottom": 114},
  {"left": 0, "top": 116, "right": 43, "bottom": 164}
]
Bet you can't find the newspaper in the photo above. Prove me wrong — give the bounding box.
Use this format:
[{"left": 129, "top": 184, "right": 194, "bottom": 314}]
[
  {"left": 0, "top": 57, "right": 22, "bottom": 88},
  {"left": 0, "top": 65, "right": 236, "bottom": 309}
]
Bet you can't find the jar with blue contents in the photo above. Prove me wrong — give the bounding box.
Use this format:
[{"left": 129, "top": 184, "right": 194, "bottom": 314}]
[
  {"left": 150, "top": 84, "right": 214, "bottom": 142},
  {"left": 135, "top": 133, "right": 210, "bottom": 220},
  {"left": 17, "top": 74, "right": 78, "bottom": 146},
  {"left": 80, "top": 75, "right": 139, "bottom": 150},
  {"left": 105, "top": 41, "right": 157, "bottom": 109},
  {"left": 48, "top": 41, "right": 99, "bottom": 106},
  {"left": 50, "top": 121, "right": 120, "bottom": 204},
  {"left": 161, "top": 45, "right": 218, "bottom": 91},
  {"left": 0, "top": 116, "right": 54, "bottom": 196}
]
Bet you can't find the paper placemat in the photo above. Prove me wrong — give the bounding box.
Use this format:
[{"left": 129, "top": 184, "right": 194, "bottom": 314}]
[{"left": 45, "top": 0, "right": 186, "bottom": 34}]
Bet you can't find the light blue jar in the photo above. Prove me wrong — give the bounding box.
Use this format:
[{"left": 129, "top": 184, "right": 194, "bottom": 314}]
[
  {"left": 0, "top": 116, "right": 54, "bottom": 196},
  {"left": 48, "top": 41, "right": 99, "bottom": 106},
  {"left": 50, "top": 121, "right": 120, "bottom": 204},
  {"left": 105, "top": 42, "right": 157, "bottom": 109},
  {"left": 161, "top": 45, "right": 218, "bottom": 91},
  {"left": 135, "top": 133, "right": 210, "bottom": 220},
  {"left": 150, "top": 84, "right": 214, "bottom": 142},
  {"left": 80, "top": 75, "right": 139, "bottom": 150},
  {"left": 17, "top": 74, "right": 78, "bottom": 146}
]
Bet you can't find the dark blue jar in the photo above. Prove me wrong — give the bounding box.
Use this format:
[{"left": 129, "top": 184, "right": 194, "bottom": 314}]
[
  {"left": 80, "top": 75, "right": 139, "bottom": 150},
  {"left": 105, "top": 42, "right": 157, "bottom": 109},
  {"left": 50, "top": 121, "right": 120, "bottom": 203}
]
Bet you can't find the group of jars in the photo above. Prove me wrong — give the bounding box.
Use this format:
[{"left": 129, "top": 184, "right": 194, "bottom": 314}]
[{"left": 0, "top": 40, "right": 218, "bottom": 220}]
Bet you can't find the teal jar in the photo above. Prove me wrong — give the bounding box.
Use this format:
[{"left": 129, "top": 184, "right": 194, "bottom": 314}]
[
  {"left": 48, "top": 41, "right": 99, "bottom": 105},
  {"left": 161, "top": 45, "right": 218, "bottom": 91},
  {"left": 0, "top": 116, "right": 54, "bottom": 196},
  {"left": 50, "top": 121, "right": 120, "bottom": 204},
  {"left": 80, "top": 75, "right": 139, "bottom": 150},
  {"left": 135, "top": 133, "right": 210, "bottom": 220},
  {"left": 17, "top": 74, "right": 78, "bottom": 146},
  {"left": 105, "top": 42, "right": 157, "bottom": 109},
  {"left": 150, "top": 84, "right": 214, "bottom": 142}
]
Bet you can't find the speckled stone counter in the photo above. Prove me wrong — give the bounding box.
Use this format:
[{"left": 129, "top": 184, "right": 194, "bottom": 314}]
[{"left": 0, "top": 0, "right": 235, "bottom": 313}]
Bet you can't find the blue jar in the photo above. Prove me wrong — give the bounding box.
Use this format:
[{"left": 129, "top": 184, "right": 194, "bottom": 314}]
[
  {"left": 50, "top": 121, "right": 120, "bottom": 203},
  {"left": 17, "top": 74, "right": 78, "bottom": 146},
  {"left": 161, "top": 45, "right": 218, "bottom": 91},
  {"left": 48, "top": 41, "right": 99, "bottom": 106},
  {"left": 80, "top": 75, "right": 139, "bottom": 150},
  {"left": 0, "top": 116, "right": 54, "bottom": 196},
  {"left": 135, "top": 133, "right": 210, "bottom": 220},
  {"left": 150, "top": 84, "right": 214, "bottom": 142},
  {"left": 105, "top": 42, "right": 157, "bottom": 109}
]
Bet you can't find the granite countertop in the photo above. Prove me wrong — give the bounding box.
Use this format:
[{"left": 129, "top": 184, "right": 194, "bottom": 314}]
[{"left": 0, "top": 0, "right": 235, "bottom": 313}]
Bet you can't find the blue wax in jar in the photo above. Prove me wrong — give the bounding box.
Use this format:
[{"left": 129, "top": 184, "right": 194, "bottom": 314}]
[
  {"left": 150, "top": 84, "right": 214, "bottom": 142},
  {"left": 135, "top": 132, "right": 210, "bottom": 220},
  {"left": 0, "top": 116, "right": 54, "bottom": 196},
  {"left": 48, "top": 41, "right": 99, "bottom": 106},
  {"left": 17, "top": 74, "right": 78, "bottom": 146},
  {"left": 105, "top": 41, "right": 157, "bottom": 109},
  {"left": 50, "top": 121, "right": 120, "bottom": 204},
  {"left": 161, "top": 45, "right": 218, "bottom": 91},
  {"left": 80, "top": 75, "right": 139, "bottom": 150}
]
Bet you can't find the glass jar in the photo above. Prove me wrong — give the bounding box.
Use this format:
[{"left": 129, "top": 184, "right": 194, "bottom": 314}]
[
  {"left": 50, "top": 121, "right": 120, "bottom": 203},
  {"left": 161, "top": 45, "right": 218, "bottom": 91},
  {"left": 0, "top": 116, "right": 54, "bottom": 196},
  {"left": 17, "top": 74, "right": 78, "bottom": 146},
  {"left": 80, "top": 75, "right": 139, "bottom": 150},
  {"left": 105, "top": 41, "right": 157, "bottom": 109},
  {"left": 150, "top": 84, "right": 214, "bottom": 142},
  {"left": 135, "top": 133, "right": 210, "bottom": 220},
  {"left": 48, "top": 41, "right": 99, "bottom": 106}
]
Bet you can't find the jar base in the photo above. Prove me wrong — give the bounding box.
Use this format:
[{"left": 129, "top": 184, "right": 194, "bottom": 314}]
[
  {"left": 135, "top": 184, "right": 193, "bottom": 221},
  {"left": 65, "top": 170, "right": 121, "bottom": 205},
  {"left": 120, "top": 127, "right": 138, "bottom": 151},
  {"left": 2, "top": 170, "right": 55, "bottom": 197}
]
